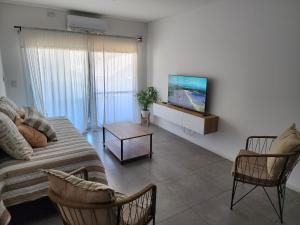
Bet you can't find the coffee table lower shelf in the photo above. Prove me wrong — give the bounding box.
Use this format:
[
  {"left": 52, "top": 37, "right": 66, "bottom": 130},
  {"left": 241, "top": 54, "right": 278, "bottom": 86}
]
[{"left": 105, "top": 139, "right": 151, "bottom": 164}]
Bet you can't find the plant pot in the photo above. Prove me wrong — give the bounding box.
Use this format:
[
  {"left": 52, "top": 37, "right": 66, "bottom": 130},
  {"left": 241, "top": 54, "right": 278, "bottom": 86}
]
[{"left": 141, "top": 110, "right": 150, "bottom": 118}]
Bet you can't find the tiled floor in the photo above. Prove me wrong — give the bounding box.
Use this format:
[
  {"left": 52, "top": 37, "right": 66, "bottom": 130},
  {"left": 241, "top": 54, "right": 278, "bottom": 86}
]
[{"left": 9, "top": 125, "right": 300, "bottom": 225}]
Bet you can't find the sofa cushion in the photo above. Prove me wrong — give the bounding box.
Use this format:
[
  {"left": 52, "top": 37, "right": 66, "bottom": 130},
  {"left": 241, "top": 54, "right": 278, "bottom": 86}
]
[
  {"left": 44, "top": 169, "right": 115, "bottom": 204},
  {"left": 0, "top": 112, "right": 33, "bottom": 160},
  {"left": 267, "top": 124, "right": 300, "bottom": 177},
  {"left": 23, "top": 107, "right": 57, "bottom": 141}
]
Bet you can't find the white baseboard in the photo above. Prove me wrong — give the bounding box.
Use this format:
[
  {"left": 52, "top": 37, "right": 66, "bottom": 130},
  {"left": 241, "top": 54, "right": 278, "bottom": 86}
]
[{"left": 286, "top": 182, "right": 300, "bottom": 193}]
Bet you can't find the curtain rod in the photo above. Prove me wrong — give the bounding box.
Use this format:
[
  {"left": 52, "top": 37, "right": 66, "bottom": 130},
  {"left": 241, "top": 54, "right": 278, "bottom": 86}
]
[{"left": 13, "top": 25, "right": 143, "bottom": 42}]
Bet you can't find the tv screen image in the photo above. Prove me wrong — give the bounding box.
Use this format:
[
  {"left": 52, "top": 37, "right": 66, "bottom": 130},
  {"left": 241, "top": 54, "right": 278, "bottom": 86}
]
[{"left": 168, "top": 75, "right": 208, "bottom": 113}]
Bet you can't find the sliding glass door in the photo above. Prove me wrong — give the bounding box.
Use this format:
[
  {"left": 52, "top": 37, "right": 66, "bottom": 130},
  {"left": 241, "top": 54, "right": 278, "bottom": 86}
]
[
  {"left": 93, "top": 50, "right": 137, "bottom": 126},
  {"left": 20, "top": 29, "right": 138, "bottom": 132}
]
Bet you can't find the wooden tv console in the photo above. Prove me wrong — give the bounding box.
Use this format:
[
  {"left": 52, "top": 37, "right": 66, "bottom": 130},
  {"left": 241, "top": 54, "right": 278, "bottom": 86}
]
[{"left": 153, "top": 102, "right": 218, "bottom": 135}]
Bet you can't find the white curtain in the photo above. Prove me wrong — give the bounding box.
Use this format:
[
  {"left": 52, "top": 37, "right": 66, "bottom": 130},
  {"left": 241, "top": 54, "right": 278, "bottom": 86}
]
[
  {"left": 20, "top": 30, "right": 89, "bottom": 132},
  {"left": 19, "top": 29, "right": 138, "bottom": 132},
  {"left": 91, "top": 36, "right": 138, "bottom": 127}
]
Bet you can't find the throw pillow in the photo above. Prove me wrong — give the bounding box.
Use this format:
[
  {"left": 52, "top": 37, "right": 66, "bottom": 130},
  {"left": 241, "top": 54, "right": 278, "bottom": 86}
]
[
  {"left": 267, "top": 124, "right": 300, "bottom": 177},
  {"left": 23, "top": 107, "right": 57, "bottom": 141},
  {"left": 0, "top": 96, "right": 18, "bottom": 111},
  {"left": 14, "top": 115, "right": 24, "bottom": 126},
  {"left": 0, "top": 101, "right": 17, "bottom": 121},
  {"left": 43, "top": 169, "right": 116, "bottom": 204},
  {"left": 17, "top": 107, "right": 26, "bottom": 119},
  {"left": 17, "top": 124, "right": 47, "bottom": 148},
  {"left": 0, "top": 96, "right": 25, "bottom": 118},
  {"left": 277, "top": 123, "right": 297, "bottom": 140},
  {"left": 0, "top": 112, "right": 33, "bottom": 160},
  {"left": 15, "top": 115, "right": 47, "bottom": 148}
]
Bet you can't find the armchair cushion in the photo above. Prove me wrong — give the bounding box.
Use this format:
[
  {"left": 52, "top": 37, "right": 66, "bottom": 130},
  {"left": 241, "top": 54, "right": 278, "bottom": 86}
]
[
  {"left": 267, "top": 124, "right": 300, "bottom": 177},
  {"left": 44, "top": 169, "right": 116, "bottom": 204},
  {"left": 232, "top": 150, "right": 274, "bottom": 185}
]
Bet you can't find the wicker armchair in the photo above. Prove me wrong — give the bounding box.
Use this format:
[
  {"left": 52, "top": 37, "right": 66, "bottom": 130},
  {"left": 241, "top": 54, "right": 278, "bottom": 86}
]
[
  {"left": 48, "top": 168, "right": 157, "bottom": 225},
  {"left": 230, "top": 136, "right": 300, "bottom": 223}
]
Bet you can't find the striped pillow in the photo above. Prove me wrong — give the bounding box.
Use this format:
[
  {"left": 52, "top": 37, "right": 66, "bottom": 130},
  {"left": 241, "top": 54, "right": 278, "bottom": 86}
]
[
  {"left": 23, "top": 107, "right": 57, "bottom": 141},
  {"left": 0, "top": 112, "right": 33, "bottom": 160},
  {"left": 0, "top": 101, "right": 17, "bottom": 121},
  {"left": 0, "top": 96, "right": 18, "bottom": 111},
  {"left": 0, "top": 96, "right": 24, "bottom": 118}
]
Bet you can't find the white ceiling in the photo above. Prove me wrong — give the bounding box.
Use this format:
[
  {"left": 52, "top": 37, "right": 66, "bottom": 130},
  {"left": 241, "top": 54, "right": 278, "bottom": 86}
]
[{"left": 0, "top": 0, "right": 214, "bottom": 22}]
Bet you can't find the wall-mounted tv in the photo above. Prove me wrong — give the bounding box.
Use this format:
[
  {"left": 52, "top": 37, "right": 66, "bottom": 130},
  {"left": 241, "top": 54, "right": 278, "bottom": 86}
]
[{"left": 168, "top": 75, "right": 208, "bottom": 113}]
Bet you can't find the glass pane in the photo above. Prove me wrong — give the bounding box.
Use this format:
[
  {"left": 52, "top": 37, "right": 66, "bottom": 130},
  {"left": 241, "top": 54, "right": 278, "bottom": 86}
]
[{"left": 94, "top": 51, "right": 137, "bottom": 126}]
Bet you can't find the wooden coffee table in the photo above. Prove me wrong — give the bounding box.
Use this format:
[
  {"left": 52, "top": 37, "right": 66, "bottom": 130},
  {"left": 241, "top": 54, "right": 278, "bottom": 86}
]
[{"left": 103, "top": 122, "right": 153, "bottom": 164}]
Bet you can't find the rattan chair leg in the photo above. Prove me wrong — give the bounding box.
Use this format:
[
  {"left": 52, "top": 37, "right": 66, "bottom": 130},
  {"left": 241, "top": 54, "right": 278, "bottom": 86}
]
[
  {"left": 277, "top": 186, "right": 283, "bottom": 224},
  {"left": 230, "top": 179, "right": 237, "bottom": 210},
  {"left": 230, "top": 180, "right": 258, "bottom": 210},
  {"left": 277, "top": 184, "right": 286, "bottom": 224},
  {"left": 261, "top": 185, "right": 287, "bottom": 224}
]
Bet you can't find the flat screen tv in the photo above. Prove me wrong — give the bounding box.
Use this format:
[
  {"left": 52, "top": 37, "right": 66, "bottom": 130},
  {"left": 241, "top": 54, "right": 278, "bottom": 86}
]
[{"left": 168, "top": 75, "right": 208, "bottom": 113}]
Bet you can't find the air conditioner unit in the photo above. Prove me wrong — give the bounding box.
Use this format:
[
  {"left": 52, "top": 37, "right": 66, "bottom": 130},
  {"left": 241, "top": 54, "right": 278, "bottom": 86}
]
[{"left": 67, "top": 15, "right": 107, "bottom": 32}]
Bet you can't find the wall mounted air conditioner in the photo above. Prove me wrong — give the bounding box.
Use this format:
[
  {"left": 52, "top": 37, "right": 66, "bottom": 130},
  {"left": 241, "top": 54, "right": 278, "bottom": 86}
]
[{"left": 67, "top": 15, "right": 107, "bottom": 32}]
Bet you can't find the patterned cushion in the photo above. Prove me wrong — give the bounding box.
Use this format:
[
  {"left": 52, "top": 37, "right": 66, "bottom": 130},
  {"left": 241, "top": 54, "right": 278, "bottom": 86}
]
[
  {"left": 43, "top": 169, "right": 116, "bottom": 204},
  {"left": 23, "top": 107, "right": 57, "bottom": 141},
  {"left": 15, "top": 116, "right": 47, "bottom": 148},
  {"left": 0, "top": 96, "right": 18, "bottom": 111},
  {"left": 17, "top": 124, "right": 48, "bottom": 148},
  {"left": 0, "top": 101, "right": 17, "bottom": 121},
  {"left": 0, "top": 96, "right": 24, "bottom": 118},
  {"left": 17, "top": 107, "right": 26, "bottom": 119},
  {"left": 0, "top": 112, "right": 33, "bottom": 160}
]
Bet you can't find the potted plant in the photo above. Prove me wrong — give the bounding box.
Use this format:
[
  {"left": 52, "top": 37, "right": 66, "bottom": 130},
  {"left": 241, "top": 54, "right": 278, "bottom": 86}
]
[{"left": 137, "top": 87, "right": 158, "bottom": 118}]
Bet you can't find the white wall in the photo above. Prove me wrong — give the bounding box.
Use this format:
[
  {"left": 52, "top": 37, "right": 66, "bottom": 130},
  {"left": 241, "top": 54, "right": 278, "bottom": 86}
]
[
  {"left": 0, "top": 3, "right": 147, "bottom": 105},
  {"left": 0, "top": 49, "right": 6, "bottom": 96},
  {"left": 148, "top": 0, "right": 300, "bottom": 191}
]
